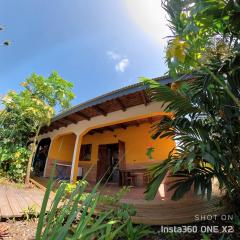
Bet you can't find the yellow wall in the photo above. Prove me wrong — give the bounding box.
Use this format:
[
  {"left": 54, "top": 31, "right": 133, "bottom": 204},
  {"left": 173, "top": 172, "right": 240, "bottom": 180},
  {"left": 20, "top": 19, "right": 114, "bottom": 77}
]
[
  {"left": 82, "top": 122, "right": 174, "bottom": 164},
  {"left": 45, "top": 133, "right": 76, "bottom": 176},
  {"left": 45, "top": 123, "right": 175, "bottom": 181},
  {"left": 79, "top": 123, "right": 175, "bottom": 182}
]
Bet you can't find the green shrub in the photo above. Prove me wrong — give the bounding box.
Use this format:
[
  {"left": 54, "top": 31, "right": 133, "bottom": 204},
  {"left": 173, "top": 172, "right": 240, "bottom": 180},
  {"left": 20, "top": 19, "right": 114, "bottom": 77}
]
[
  {"left": 36, "top": 164, "right": 153, "bottom": 240},
  {"left": 99, "top": 186, "right": 132, "bottom": 205},
  {"left": 0, "top": 145, "right": 30, "bottom": 182},
  {"left": 119, "top": 222, "right": 153, "bottom": 240},
  {"left": 36, "top": 165, "right": 127, "bottom": 240},
  {"left": 65, "top": 179, "right": 88, "bottom": 193},
  {"left": 144, "top": 0, "right": 240, "bottom": 201}
]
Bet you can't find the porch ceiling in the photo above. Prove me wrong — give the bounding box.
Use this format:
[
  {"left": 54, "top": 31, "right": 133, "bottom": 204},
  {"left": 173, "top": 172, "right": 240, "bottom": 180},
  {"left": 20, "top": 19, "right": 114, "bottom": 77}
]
[{"left": 86, "top": 115, "right": 163, "bottom": 135}]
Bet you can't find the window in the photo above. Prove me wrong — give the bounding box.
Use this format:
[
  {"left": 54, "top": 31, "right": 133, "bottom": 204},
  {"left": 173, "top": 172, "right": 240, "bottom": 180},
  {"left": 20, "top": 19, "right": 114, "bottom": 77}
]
[{"left": 79, "top": 144, "right": 92, "bottom": 161}]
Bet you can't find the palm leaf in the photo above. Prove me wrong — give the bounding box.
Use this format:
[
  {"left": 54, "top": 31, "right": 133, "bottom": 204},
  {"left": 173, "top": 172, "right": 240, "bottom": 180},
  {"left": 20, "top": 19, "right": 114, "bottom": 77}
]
[{"left": 141, "top": 77, "right": 199, "bottom": 117}]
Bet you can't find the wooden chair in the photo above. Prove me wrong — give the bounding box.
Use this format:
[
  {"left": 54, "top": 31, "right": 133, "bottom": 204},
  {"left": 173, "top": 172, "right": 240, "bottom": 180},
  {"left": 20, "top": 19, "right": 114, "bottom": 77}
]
[
  {"left": 143, "top": 171, "right": 152, "bottom": 185},
  {"left": 125, "top": 172, "right": 136, "bottom": 186}
]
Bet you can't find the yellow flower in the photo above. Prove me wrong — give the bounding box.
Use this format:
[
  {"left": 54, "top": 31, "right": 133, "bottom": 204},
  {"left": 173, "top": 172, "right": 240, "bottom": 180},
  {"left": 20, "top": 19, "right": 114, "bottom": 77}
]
[
  {"left": 21, "top": 82, "right": 28, "bottom": 87},
  {"left": 27, "top": 107, "right": 37, "bottom": 114},
  {"left": 166, "top": 36, "right": 189, "bottom": 63},
  {"left": 171, "top": 82, "right": 181, "bottom": 91},
  {"left": 15, "top": 152, "right": 21, "bottom": 158}
]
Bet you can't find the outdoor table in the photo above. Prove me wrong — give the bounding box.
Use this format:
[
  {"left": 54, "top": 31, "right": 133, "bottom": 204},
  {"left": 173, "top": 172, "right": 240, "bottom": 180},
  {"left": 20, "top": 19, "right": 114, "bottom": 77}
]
[{"left": 119, "top": 168, "right": 147, "bottom": 186}]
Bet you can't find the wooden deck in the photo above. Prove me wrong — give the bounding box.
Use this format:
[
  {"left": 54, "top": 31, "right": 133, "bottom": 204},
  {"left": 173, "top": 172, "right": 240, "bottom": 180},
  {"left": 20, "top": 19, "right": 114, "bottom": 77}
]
[
  {"left": 31, "top": 177, "right": 236, "bottom": 225},
  {"left": 0, "top": 184, "right": 49, "bottom": 219},
  {"left": 123, "top": 197, "right": 234, "bottom": 225},
  {"left": 94, "top": 185, "right": 236, "bottom": 225}
]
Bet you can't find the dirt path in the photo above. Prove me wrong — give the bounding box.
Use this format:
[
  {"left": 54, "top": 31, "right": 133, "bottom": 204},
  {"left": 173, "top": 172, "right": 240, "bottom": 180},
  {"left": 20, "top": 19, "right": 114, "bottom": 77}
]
[{"left": 0, "top": 219, "right": 37, "bottom": 240}]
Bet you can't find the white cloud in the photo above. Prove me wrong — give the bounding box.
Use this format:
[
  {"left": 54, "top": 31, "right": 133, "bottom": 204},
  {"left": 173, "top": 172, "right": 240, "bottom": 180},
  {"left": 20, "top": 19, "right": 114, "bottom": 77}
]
[
  {"left": 107, "top": 50, "right": 130, "bottom": 73},
  {"left": 115, "top": 58, "right": 129, "bottom": 73},
  {"left": 106, "top": 51, "right": 121, "bottom": 60}
]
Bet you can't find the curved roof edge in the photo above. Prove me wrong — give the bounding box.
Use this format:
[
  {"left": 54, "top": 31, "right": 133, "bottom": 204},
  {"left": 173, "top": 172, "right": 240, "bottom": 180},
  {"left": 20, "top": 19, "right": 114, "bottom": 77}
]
[{"left": 52, "top": 74, "right": 190, "bottom": 122}]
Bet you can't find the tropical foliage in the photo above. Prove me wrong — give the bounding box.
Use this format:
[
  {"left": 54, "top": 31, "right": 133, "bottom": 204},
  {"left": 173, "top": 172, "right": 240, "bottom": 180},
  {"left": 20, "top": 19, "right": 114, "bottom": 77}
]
[
  {"left": 0, "top": 72, "right": 74, "bottom": 182},
  {"left": 144, "top": 0, "right": 240, "bottom": 201},
  {"left": 36, "top": 165, "right": 152, "bottom": 240}
]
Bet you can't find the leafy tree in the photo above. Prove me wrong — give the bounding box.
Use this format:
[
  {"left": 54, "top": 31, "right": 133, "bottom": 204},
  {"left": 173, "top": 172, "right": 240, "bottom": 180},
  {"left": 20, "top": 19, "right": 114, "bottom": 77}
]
[
  {"left": 0, "top": 72, "right": 74, "bottom": 183},
  {"left": 144, "top": 0, "right": 240, "bottom": 201}
]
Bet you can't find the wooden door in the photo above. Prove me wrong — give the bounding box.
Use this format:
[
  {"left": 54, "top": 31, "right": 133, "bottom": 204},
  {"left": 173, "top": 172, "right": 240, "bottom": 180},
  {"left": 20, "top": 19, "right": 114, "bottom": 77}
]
[
  {"left": 118, "top": 140, "right": 126, "bottom": 170},
  {"left": 97, "top": 145, "right": 108, "bottom": 182}
]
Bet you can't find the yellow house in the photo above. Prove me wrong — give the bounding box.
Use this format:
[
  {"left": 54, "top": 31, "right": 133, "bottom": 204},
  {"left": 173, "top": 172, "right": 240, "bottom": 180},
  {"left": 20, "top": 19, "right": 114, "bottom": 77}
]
[
  {"left": 32, "top": 76, "right": 229, "bottom": 225},
  {"left": 33, "top": 76, "right": 175, "bottom": 186}
]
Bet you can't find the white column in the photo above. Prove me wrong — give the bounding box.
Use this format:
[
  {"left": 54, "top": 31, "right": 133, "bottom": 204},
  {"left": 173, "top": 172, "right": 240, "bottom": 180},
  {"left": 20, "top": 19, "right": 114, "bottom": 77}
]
[{"left": 70, "top": 133, "right": 80, "bottom": 183}]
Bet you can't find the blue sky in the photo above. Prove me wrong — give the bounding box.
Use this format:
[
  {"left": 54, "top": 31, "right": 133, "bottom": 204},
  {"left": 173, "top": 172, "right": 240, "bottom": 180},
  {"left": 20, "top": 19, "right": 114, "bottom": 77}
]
[{"left": 0, "top": 0, "right": 169, "bottom": 106}]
